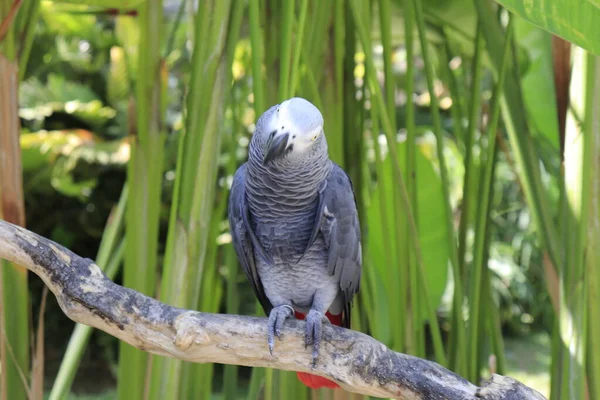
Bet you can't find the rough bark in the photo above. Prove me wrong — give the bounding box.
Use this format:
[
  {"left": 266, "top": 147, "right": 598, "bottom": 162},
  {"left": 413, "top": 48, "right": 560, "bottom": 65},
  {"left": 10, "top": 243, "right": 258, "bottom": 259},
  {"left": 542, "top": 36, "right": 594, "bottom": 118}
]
[{"left": 0, "top": 219, "right": 546, "bottom": 399}]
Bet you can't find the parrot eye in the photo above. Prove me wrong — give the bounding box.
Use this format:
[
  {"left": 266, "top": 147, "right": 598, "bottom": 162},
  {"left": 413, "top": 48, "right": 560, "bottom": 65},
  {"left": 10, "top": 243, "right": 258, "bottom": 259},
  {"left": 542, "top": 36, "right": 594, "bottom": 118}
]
[{"left": 312, "top": 134, "right": 318, "bottom": 141}]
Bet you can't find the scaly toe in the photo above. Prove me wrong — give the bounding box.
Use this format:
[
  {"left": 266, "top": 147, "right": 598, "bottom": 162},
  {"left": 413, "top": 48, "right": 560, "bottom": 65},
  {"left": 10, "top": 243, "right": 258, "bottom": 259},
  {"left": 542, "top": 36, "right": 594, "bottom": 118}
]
[
  {"left": 305, "top": 310, "right": 324, "bottom": 363},
  {"left": 266, "top": 305, "right": 293, "bottom": 356}
]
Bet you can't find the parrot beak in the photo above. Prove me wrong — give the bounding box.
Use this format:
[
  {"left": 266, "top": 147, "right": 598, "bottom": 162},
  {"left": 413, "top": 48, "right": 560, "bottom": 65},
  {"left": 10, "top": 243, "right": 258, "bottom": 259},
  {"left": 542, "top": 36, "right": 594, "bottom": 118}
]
[{"left": 263, "top": 132, "right": 290, "bottom": 164}]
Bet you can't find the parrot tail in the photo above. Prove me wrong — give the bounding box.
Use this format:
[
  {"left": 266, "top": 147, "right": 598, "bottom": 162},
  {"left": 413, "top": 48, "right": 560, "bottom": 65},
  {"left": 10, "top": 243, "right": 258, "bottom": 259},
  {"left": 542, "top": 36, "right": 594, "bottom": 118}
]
[{"left": 293, "top": 311, "right": 342, "bottom": 390}]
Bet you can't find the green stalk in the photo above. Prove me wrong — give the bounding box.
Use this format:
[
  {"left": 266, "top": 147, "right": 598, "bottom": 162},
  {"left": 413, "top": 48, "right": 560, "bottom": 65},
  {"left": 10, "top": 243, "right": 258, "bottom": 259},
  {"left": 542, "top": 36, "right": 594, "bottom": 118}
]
[
  {"left": 402, "top": 0, "right": 424, "bottom": 358},
  {"left": 486, "top": 278, "right": 506, "bottom": 375},
  {"left": 246, "top": 368, "right": 265, "bottom": 400},
  {"left": 289, "top": 0, "right": 309, "bottom": 95},
  {"left": 440, "top": 32, "right": 466, "bottom": 144},
  {"left": 448, "top": 25, "right": 483, "bottom": 376},
  {"left": 223, "top": 87, "right": 243, "bottom": 400},
  {"left": 556, "top": 46, "right": 595, "bottom": 400},
  {"left": 147, "top": 1, "right": 237, "bottom": 399},
  {"left": 249, "top": 0, "right": 265, "bottom": 114},
  {"left": 117, "top": 0, "right": 166, "bottom": 398},
  {"left": 473, "top": 0, "right": 561, "bottom": 274},
  {"left": 362, "top": 0, "right": 403, "bottom": 353},
  {"left": 0, "top": 0, "right": 16, "bottom": 60},
  {"left": 450, "top": 19, "right": 479, "bottom": 378},
  {"left": 304, "top": 2, "right": 332, "bottom": 85},
  {"left": 264, "top": 368, "right": 273, "bottom": 400},
  {"left": 586, "top": 51, "right": 600, "bottom": 400},
  {"left": 413, "top": 0, "right": 468, "bottom": 368},
  {"left": 411, "top": 0, "right": 460, "bottom": 296},
  {"left": 277, "top": 0, "right": 295, "bottom": 100},
  {"left": 0, "top": 5, "right": 29, "bottom": 397},
  {"left": 164, "top": 0, "right": 187, "bottom": 57},
  {"left": 299, "top": 59, "right": 323, "bottom": 111},
  {"left": 49, "top": 186, "right": 128, "bottom": 400},
  {"left": 480, "top": 147, "right": 506, "bottom": 377},
  {"left": 467, "top": 17, "right": 513, "bottom": 383},
  {"left": 457, "top": 25, "right": 483, "bottom": 281},
  {"left": 0, "top": 205, "right": 29, "bottom": 400},
  {"left": 17, "top": 0, "right": 41, "bottom": 80},
  {"left": 342, "top": 0, "right": 362, "bottom": 219},
  {"left": 377, "top": 0, "right": 406, "bottom": 353},
  {"left": 181, "top": 207, "right": 226, "bottom": 399},
  {"left": 328, "top": 0, "right": 346, "bottom": 167},
  {"left": 370, "top": 89, "right": 399, "bottom": 348},
  {"left": 378, "top": 0, "right": 395, "bottom": 128},
  {"left": 350, "top": 0, "right": 447, "bottom": 366}
]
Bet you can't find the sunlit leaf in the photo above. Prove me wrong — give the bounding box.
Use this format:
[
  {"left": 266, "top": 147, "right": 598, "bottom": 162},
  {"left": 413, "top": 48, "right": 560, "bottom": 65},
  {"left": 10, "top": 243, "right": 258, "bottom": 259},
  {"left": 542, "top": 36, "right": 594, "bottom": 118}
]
[
  {"left": 20, "top": 129, "right": 95, "bottom": 171},
  {"left": 514, "top": 18, "right": 559, "bottom": 149},
  {"left": 495, "top": 0, "right": 600, "bottom": 56}
]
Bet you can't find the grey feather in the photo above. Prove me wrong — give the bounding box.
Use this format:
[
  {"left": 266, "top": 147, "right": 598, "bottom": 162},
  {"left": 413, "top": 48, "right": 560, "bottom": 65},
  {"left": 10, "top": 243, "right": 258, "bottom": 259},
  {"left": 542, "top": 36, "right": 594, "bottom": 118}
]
[
  {"left": 228, "top": 163, "right": 274, "bottom": 315},
  {"left": 305, "top": 164, "right": 362, "bottom": 327}
]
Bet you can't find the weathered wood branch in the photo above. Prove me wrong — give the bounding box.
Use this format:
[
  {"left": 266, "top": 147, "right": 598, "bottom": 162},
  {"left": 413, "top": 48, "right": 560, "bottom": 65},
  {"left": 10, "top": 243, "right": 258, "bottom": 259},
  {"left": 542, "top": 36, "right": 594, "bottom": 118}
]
[{"left": 0, "top": 219, "right": 546, "bottom": 399}]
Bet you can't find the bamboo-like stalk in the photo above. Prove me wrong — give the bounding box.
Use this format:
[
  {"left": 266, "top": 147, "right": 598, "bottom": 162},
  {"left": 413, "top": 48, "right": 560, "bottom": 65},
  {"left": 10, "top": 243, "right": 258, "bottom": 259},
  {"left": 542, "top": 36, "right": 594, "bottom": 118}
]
[
  {"left": 367, "top": 94, "right": 396, "bottom": 347},
  {"left": 586, "top": 56, "right": 600, "bottom": 399},
  {"left": 147, "top": 1, "right": 237, "bottom": 398},
  {"left": 378, "top": 0, "right": 395, "bottom": 125},
  {"left": 249, "top": 0, "right": 265, "bottom": 115},
  {"left": 402, "top": 0, "right": 425, "bottom": 358},
  {"left": 555, "top": 46, "right": 595, "bottom": 400},
  {"left": 585, "top": 49, "right": 600, "bottom": 400},
  {"left": 278, "top": 0, "right": 295, "bottom": 100},
  {"left": 15, "top": 0, "right": 41, "bottom": 80},
  {"left": 457, "top": 23, "right": 483, "bottom": 287},
  {"left": 375, "top": 0, "right": 407, "bottom": 354},
  {"left": 328, "top": 0, "right": 346, "bottom": 168},
  {"left": 0, "top": 0, "right": 16, "bottom": 59},
  {"left": 473, "top": 0, "right": 561, "bottom": 274},
  {"left": 486, "top": 275, "right": 506, "bottom": 375},
  {"left": 117, "top": 0, "right": 166, "bottom": 398},
  {"left": 0, "top": 24, "right": 29, "bottom": 400},
  {"left": 223, "top": 84, "right": 243, "bottom": 400},
  {"left": 181, "top": 206, "right": 226, "bottom": 399},
  {"left": 342, "top": 0, "right": 362, "bottom": 223},
  {"left": 349, "top": 0, "right": 447, "bottom": 366},
  {"left": 48, "top": 185, "right": 128, "bottom": 400},
  {"left": 411, "top": 0, "right": 461, "bottom": 311},
  {"left": 289, "top": 0, "right": 309, "bottom": 96},
  {"left": 447, "top": 23, "right": 483, "bottom": 376},
  {"left": 467, "top": 17, "right": 513, "bottom": 383}
]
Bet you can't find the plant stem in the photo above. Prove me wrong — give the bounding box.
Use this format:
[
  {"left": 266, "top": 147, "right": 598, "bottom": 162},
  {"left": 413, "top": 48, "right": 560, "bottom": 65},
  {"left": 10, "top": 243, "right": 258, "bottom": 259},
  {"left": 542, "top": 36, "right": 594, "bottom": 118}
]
[{"left": 467, "top": 16, "right": 513, "bottom": 383}]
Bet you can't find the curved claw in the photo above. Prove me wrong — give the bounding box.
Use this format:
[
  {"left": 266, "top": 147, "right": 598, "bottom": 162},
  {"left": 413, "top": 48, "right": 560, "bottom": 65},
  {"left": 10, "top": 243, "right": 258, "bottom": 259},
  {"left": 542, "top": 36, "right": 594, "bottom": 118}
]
[
  {"left": 305, "top": 310, "right": 327, "bottom": 367},
  {"left": 267, "top": 305, "right": 293, "bottom": 356}
]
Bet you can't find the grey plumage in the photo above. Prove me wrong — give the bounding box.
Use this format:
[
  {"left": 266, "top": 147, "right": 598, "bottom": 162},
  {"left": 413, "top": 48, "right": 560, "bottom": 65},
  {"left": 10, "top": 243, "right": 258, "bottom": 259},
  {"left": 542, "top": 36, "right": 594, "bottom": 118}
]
[{"left": 228, "top": 97, "right": 362, "bottom": 363}]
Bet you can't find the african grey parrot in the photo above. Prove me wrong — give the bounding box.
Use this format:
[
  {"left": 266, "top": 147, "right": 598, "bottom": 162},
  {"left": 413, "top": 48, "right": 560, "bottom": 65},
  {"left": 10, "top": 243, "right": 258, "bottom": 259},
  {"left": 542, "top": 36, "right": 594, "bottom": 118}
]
[{"left": 228, "top": 97, "right": 362, "bottom": 389}]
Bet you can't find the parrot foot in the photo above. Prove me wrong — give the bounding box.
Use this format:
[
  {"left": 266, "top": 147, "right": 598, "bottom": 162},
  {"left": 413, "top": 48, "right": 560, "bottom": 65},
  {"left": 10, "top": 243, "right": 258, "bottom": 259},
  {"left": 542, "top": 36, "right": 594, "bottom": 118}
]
[
  {"left": 267, "top": 305, "right": 294, "bottom": 356},
  {"left": 305, "top": 310, "right": 328, "bottom": 367}
]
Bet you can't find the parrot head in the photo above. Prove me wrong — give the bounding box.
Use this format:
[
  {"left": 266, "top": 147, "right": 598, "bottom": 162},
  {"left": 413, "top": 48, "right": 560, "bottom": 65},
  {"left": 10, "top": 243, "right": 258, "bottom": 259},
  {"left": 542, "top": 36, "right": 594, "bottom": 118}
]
[{"left": 258, "top": 97, "right": 327, "bottom": 165}]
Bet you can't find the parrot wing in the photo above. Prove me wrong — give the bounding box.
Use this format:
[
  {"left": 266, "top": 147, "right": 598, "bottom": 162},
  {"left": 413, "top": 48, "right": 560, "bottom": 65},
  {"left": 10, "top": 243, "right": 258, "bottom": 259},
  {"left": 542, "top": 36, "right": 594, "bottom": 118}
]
[
  {"left": 305, "top": 162, "right": 362, "bottom": 328},
  {"left": 228, "top": 163, "right": 274, "bottom": 316}
]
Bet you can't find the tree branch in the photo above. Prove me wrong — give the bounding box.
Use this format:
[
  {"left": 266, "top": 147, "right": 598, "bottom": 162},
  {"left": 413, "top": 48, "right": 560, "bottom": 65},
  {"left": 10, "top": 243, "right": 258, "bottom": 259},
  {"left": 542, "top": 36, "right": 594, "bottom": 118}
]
[{"left": 0, "top": 219, "right": 546, "bottom": 399}]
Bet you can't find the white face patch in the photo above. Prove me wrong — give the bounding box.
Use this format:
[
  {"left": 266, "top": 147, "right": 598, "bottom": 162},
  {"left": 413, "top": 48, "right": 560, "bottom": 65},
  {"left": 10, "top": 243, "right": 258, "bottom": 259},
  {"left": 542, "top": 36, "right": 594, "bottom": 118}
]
[
  {"left": 272, "top": 99, "right": 324, "bottom": 158},
  {"left": 289, "top": 125, "right": 323, "bottom": 156}
]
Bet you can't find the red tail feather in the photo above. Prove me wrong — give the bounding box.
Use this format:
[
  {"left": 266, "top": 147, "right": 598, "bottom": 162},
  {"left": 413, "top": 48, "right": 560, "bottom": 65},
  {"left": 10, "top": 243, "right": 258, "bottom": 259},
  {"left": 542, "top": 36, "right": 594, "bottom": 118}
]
[{"left": 293, "top": 311, "right": 342, "bottom": 389}]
